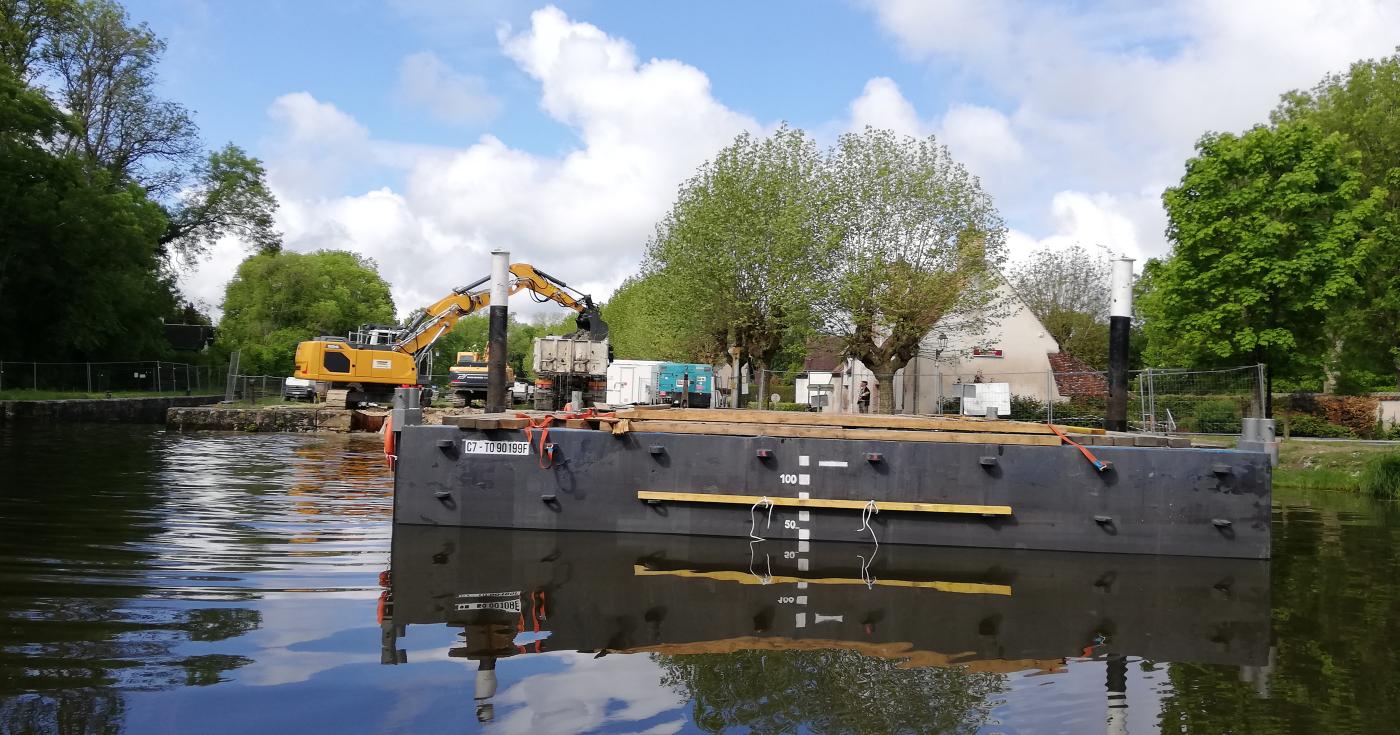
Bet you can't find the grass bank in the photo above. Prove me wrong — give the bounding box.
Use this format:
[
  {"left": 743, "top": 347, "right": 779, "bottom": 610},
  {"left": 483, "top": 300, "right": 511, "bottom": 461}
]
[{"left": 1274, "top": 439, "right": 1400, "bottom": 494}]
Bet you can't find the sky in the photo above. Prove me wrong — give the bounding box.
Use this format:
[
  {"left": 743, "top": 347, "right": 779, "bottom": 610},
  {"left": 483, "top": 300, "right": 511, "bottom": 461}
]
[{"left": 120, "top": 0, "right": 1400, "bottom": 321}]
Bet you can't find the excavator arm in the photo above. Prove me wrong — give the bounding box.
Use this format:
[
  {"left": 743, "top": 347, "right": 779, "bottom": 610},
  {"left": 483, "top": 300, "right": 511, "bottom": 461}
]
[{"left": 391, "top": 263, "right": 609, "bottom": 360}]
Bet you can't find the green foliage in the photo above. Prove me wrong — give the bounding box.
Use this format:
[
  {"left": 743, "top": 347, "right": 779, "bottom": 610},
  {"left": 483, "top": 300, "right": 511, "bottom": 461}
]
[
  {"left": 829, "top": 127, "right": 1006, "bottom": 414},
  {"left": 1041, "top": 308, "right": 1108, "bottom": 369},
  {"left": 1274, "top": 52, "right": 1400, "bottom": 388},
  {"left": 1145, "top": 122, "right": 1383, "bottom": 398},
  {"left": 601, "top": 272, "right": 698, "bottom": 361},
  {"left": 162, "top": 143, "right": 280, "bottom": 258},
  {"left": 1361, "top": 453, "right": 1400, "bottom": 500},
  {"left": 657, "top": 648, "right": 1004, "bottom": 734},
  {"left": 1284, "top": 412, "right": 1357, "bottom": 439},
  {"left": 1189, "top": 399, "right": 1244, "bottom": 434},
  {"left": 1007, "top": 244, "right": 1112, "bottom": 367},
  {"left": 216, "top": 250, "right": 395, "bottom": 375},
  {"left": 645, "top": 125, "right": 834, "bottom": 371},
  {"left": 0, "top": 64, "right": 176, "bottom": 359},
  {"left": 1008, "top": 394, "right": 1046, "bottom": 422}
]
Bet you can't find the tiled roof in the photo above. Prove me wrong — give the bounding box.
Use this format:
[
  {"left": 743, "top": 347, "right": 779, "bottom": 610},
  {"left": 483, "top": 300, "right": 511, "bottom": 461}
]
[{"left": 1048, "top": 352, "right": 1108, "bottom": 397}]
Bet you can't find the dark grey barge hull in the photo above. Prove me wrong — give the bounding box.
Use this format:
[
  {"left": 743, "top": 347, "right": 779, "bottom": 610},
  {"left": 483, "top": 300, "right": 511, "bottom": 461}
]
[
  {"left": 382, "top": 525, "right": 1271, "bottom": 668},
  {"left": 392, "top": 422, "right": 1271, "bottom": 559}
]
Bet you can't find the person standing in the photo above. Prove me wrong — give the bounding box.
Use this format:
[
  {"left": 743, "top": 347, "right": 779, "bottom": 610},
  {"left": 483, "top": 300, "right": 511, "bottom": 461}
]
[{"left": 858, "top": 380, "right": 871, "bottom": 413}]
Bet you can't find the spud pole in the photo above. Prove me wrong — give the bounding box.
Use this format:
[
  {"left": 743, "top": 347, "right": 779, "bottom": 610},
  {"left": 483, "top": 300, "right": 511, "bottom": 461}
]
[
  {"left": 1105, "top": 257, "right": 1134, "bottom": 432},
  {"left": 486, "top": 249, "right": 510, "bottom": 414}
]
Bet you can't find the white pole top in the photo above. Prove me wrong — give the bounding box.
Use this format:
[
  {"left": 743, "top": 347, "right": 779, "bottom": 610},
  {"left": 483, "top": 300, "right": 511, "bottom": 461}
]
[
  {"left": 1110, "top": 257, "right": 1134, "bottom": 319},
  {"left": 490, "top": 250, "right": 510, "bottom": 306}
]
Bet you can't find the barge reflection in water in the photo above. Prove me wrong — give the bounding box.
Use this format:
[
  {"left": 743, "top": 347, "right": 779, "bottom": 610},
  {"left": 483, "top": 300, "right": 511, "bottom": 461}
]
[{"left": 382, "top": 525, "right": 1271, "bottom": 730}]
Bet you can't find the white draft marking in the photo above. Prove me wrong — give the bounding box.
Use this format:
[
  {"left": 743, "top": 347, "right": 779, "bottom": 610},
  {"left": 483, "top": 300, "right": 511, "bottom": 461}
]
[
  {"left": 798, "top": 474, "right": 810, "bottom": 486},
  {"left": 797, "top": 581, "right": 808, "bottom": 589},
  {"left": 818, "top": 460, "right": 848, "bottom": 468},
  {"left": 814, "top": 614, "right": 844, "bottom": 624},
  {"left": 796, "top": 595, "right": 808, "bottom": 605},
  {"left": 798, "top": 540, "right": 809, "bottom": 553},
  {"left": 798, "top": 510, "right": 810, "bottom": 522},
  {"left": 796, "top": 612, "right": 807, "bottom": 628},
  {"left": 798, "top": 491, "right": 810, "bottom": 500},
  {"left": 798, "top": 558, "right": 809, "bottom": 571},
  {"left": 798, "top": 529, "right": 811, "bottom": 540},
  {"left": 798, "top": 455, "right": 810, "bottom": 467}
]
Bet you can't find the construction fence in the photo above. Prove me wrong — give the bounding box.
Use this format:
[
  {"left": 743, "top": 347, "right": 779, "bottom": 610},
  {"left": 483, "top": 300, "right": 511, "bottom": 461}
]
[
  {"left": 756, "top": 364, "right": 1265, "bottom": 435},
  {"left": 0, "top": 360, "right": 221, "bottom": 397}
]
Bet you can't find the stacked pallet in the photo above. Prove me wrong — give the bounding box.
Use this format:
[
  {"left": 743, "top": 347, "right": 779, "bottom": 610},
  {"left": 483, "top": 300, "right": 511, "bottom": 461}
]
[{"left": 440, "top": 406, "right": 1192, "bottom": 447}]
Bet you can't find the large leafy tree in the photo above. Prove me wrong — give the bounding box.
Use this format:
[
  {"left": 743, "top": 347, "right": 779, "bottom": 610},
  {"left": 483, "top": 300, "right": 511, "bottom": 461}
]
[
  {"left": 826, "top": 127, "right": 1006, "bottom": 413},
  {"left": 216, "top": 251, "right": 395, "bottom": 375},
  {"left": 0, "top": 63, "right": 174, "bottom": 359},
  {"left": 1273, "top": 52, "right": 1400, "bottom": 388},
  {"left": 1144, "top": 122, "right": 1383, "bottom": 412},
  {"left": 645, "top": 125, "right": 836, "bottom": 403}
]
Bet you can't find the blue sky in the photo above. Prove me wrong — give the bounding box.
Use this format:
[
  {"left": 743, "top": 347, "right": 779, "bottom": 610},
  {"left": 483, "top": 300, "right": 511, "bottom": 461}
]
[{"left": 121, "top": 1, "right": 1400, "bottom": 318}]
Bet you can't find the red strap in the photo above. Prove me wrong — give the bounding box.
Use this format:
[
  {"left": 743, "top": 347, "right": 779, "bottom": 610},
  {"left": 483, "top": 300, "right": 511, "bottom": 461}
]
[
  {"left": 1047, "top": 422, "right": 1112, "bottom": 473},
  {"left": 518, "top": 414, "right": 556, "bottom": 468}
]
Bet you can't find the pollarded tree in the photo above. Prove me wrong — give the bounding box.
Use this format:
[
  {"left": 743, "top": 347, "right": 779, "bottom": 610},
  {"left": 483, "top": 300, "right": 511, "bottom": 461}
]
[
  {"left": 1145, "top": 122, "right": 1383, "bottom": 412},
  {"left": 645, "top": 125, "right": 838, "bottom": 400},
  {"left": 1008, "top": 244, "right": 1115, "bottom": 369},
  {"left": 825, "top": 127, "right": 1007, "bottom": 414}
]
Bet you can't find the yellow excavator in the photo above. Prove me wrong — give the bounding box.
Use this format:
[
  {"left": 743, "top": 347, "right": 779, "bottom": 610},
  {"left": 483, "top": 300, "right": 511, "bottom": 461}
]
[{"left": 293, "top": 263, "right": 608, "bottom": 407}]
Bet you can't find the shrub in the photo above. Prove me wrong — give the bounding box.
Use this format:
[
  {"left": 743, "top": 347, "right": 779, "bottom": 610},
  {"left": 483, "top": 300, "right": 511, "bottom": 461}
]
[
  {"left": 1284, "top": 412, "right": 1356, "bottom": 438},
  {"left": 1361, "top": 453, "right": 1400, "bottom": 500},
  {"left": 1191, "top": 399, "right": 1243, "bottom": 434},
  {"left": 1009, "top": 394, "right": 1046, "bottom": 422}
]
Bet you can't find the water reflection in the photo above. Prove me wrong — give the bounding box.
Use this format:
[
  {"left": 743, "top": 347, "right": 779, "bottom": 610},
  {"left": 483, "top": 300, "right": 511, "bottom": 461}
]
[
  {"left": 383, "top": 526, "right": 1271, "bottom": 732},
  {"left": 7, "top": 422, "right": 1400, "bottom": 733}
]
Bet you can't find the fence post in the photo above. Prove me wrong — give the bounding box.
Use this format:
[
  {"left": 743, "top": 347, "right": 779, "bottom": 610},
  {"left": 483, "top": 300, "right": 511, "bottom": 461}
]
[
  {"left": 1046, "top": 370, "right": 1054, "bottom": 423},
  {"left": 1256, "top": 363, "right": 1267, "bottom": 419},
  {"left": 33, "top": 362, "right": 37, "bottom": 391}
]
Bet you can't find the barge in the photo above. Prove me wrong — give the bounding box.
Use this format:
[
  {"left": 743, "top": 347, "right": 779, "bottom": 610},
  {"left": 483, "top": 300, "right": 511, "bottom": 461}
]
[
  {"left": 390, "top": 404, "right": 1272, "bottom": 559},
  {"left": 379, "top": 525, "right": 1270, "bottom": 673}
]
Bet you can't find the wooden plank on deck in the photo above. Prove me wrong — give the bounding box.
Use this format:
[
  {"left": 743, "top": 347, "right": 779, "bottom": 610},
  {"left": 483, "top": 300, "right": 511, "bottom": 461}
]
[
  {"left": 618, "top": 406, "right": 1103, "bottom": 435},
  {"left": 618, "top": 419, "right": 1061, "bottom": 446}
]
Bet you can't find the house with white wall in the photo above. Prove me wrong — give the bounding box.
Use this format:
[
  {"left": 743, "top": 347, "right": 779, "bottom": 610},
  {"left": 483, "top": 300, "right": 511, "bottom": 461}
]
[{"left": 815, "top": 279, "right": 1105, "bottom": 414}]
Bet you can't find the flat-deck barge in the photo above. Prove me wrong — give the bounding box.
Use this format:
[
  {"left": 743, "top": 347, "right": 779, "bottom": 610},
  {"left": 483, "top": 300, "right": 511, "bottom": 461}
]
[{"left": 390, "top": 406, "right": 1270, "bottom": 559}]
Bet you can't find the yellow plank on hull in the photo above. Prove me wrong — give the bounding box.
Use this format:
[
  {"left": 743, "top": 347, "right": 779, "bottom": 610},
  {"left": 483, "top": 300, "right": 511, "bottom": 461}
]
[
  {"left": 636, "top": 490, "right": 1013, "bottom": 516},
  {"left": 632, "top": 565, "right": 1013, "bottom": 596}
]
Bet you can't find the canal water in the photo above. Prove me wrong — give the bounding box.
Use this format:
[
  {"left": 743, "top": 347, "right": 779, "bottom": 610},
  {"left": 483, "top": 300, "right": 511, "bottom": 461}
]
[{"left": 1, "top": 424, "right": 1396, "bottom": 734}]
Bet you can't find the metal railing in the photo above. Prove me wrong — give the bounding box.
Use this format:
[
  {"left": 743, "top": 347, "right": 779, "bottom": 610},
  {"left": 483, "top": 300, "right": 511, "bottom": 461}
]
[
  {"left": 0, "top": 360, "right": 219, "bottom": 397},
  {"left": 760, "top": 364, "right": 1263, "bottom": 435}
]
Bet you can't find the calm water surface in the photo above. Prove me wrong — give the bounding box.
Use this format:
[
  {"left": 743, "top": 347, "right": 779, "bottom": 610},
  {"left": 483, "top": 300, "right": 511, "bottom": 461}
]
[{"left": 1, "top": 423, "right": 1396, "bottom": 734}]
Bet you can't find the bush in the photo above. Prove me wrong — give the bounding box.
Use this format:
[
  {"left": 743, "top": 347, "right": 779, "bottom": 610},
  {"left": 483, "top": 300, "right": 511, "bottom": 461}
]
[
  {"left": 1009, "top": 394, "right": 1046, "bottom": 422},
  {"left": 1284, "top": 412, "right": 1356, "bottom": 438},
  {"left": 745, "top": 401, "right": 812, "bottom": 411},
  {"left": 1192, "top": 399, "right": 1243, "bottom": 434},
  {"left": 1361, "top": 453, "right": 1400, "bottom": 500}
]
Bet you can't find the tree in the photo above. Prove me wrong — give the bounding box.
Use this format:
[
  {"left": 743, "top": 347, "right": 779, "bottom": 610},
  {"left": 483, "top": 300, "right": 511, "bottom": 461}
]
[
  {"left": 1274, "top": 52, "right": 1400, "bottom": 388},
  {"left": 216, "top": 250, "right": 395, "bottom": 375},
  {"left": 0, "top": 0, "right": 71, "bottom": 79},
  {"left": 645, "top": 125, "right": 836, "bottom": 403},
  {"left": 658, "top": 648, "right": 1004, "bottom": 734},
  {"left": 161, "top": 144, "right": 281, "bottom": 258},
  {"left": 1145, "top": 122, "right": 1383, "bottom": 413},
  {"left": 600, "top": 272, "right": 703, "bottom": 361},
  {"left": 1008, "top": 245, "right": 1114, "bottom": 369},
  {"left": 826, "top": 127, "right": 1006, "bottom": 414},
  {"left": 0, "top": 63, "right": 176, "bottom": 359}
]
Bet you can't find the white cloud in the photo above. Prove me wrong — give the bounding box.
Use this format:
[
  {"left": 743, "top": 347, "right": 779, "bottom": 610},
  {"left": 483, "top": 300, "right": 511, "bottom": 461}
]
[
  {"left": 849, "top": 77, "right": 928, "bottom": 138},
  {"left": 1006, "top": 190, "right": 1159, "bottom": 265},
  {"left": 397, "top": 51, "right": 501, "bottom": 124},
  {"left": 493, "top": 651, "right": 684, "bottom": 735},
  {"left": 861, "top": 0, "right": 1400, "bottom": 263},
  {"left": 182, "top": 6, "right": 763, "bottom": 321}
]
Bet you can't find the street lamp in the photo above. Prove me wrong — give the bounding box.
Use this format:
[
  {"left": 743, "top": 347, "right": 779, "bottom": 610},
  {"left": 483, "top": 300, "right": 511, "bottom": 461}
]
[{"left": 934, "top": 333, "right": 948, "bottom": 415}]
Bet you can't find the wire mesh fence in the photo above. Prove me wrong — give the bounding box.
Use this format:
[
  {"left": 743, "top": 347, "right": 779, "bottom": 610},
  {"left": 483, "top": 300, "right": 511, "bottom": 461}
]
[
  {"left": 752, "top": 363, "right": 1263, "bottom": 435},
  {"left": 0, "top": 360, "right": 221, "bottom": 398}
]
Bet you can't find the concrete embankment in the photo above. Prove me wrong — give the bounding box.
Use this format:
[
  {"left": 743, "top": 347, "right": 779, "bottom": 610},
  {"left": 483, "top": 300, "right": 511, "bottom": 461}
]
[
  {"left": 0, "top": 395, "right": 222, "bottom": 423},
  {"left": 166, "top": 405, "right": 386, "bottom": 433}
]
